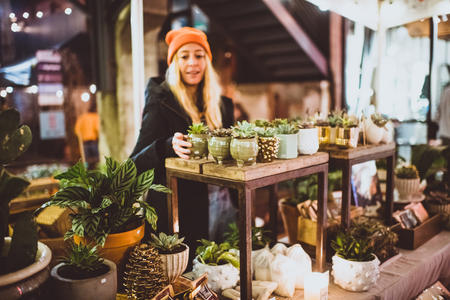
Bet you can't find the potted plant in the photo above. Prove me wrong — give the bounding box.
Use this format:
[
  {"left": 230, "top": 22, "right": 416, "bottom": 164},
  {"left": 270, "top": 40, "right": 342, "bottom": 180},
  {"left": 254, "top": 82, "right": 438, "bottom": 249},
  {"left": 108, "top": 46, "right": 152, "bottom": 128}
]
[
  {"left": 363, "top": 113, "right": 389, "bottom": 145},
  {"left": 315, "top": 117, "right": 330, "bottom": 145},
  {"left": 230, "top": 121, "right": 258, "bottom": 167},
  {"left": 395, "top": 165, "right": 420, "bottom": 201},
  {"left": 51, "top": 243, "right": 117, "bottom": 300},
  {"left": 187, "top": 122, "right": 209, "bottom": 159},
  {"left": 297, "top": 119, "right": 319, "bottom": 155},
  {"left": 255, "top": 127, "right": 279, "bottom": 163},
  {"left": 274, "top": 120, "right": 298, "bottom": 159},
  {"left": 149, "top": 232, "right": 189, "bottom": 283},
  {"left": 192, "top": 239, "right": 240, "bottom": 293},
  {"left": 328, "top": 111, "right": 342, "bottom": 144},
  {"left": 208, "top": 128, "right": 232, "bottom": 165},
  {"left": 336, "top": 114, "right": 359, "bottom": 148},
  {"left": 223, "top": 222, "right": 272, "bottom": 252},
  {"left": 0, "top": 108, "right": 52, "bottom": 293},
  {"left": 331, "top": 228, "right": 380, "bottom": 292},
  {"left": 41, "top": 158, "right": 170, "bottom": 273}
]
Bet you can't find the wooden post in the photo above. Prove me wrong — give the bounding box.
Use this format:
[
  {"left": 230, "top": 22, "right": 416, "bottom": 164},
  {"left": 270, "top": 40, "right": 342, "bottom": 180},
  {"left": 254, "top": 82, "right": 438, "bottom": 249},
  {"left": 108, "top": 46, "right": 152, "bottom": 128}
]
[
  {"left": 268, "top": 184, "right": 278, "bottom": 244},
  {"left": 330, "top": 11, "right": 343, "bottom": 111},
  {"left": 239, "top": 186, "right": 252, "bottom": 300},
  {"left": 317, "top": 165, "right": 328, "bottom": 272},
  {"left": 341, "top": 160, "right": 352, "bottom": 228}
]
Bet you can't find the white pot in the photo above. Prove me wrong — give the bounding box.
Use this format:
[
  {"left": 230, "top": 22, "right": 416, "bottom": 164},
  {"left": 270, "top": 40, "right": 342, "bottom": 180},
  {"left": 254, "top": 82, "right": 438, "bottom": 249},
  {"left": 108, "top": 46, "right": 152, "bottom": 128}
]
[
  {"left": 395, "top": 176, "right": 420, "bottom": 200},
  {"left": 329, "top": 127, "right": 337, "bottom": 144},
  {"left": 364, "top": 117, "right": 384, "bottom": 144},
  {"left": 381, "top": 121, "right": 394, "bottom": 143},
  {"left": 276, "top": 134, "right": 298, "bottom": 159},
  {"left": 0, "top": 237, "right": 52, "bottom": 287},
  {"left": 332, "top": 254, "right": 380, "bottom": 292},
  {"left": 159, "top": 243, "right": 189, "bottom": 283},
  {"left": 192, "top": 258, "right": 239, "bottom": 293},
  {"left": 298, "top": 128, "right": 319, "bottom": 155}
]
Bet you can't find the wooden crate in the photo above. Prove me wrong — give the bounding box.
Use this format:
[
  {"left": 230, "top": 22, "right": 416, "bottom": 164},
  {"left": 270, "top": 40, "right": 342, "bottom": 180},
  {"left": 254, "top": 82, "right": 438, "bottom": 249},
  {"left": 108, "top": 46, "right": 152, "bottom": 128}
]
[
  {"left": 392, "top": 214, "right": 442, "bottom": 250},
  {"left": 165, "top": 157, "right": 212, "bottom": 174}
]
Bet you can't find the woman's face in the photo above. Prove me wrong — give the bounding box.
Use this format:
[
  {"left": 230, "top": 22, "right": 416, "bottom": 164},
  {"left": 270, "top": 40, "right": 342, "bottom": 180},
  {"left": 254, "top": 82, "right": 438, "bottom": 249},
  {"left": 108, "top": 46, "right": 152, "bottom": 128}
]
[{"left": 177, "top": 43, "right": 207, "bottom": 87}]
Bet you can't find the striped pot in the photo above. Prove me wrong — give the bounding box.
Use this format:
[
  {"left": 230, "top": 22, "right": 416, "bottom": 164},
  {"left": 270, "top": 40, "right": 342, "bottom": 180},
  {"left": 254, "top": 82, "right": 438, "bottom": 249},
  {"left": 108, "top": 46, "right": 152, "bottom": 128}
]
[
  {"left": 159, "top": 243, "right": 189, "bottom": 283},
  {"left": 395, "top": 177, "right": 420, "bottom": 200}
]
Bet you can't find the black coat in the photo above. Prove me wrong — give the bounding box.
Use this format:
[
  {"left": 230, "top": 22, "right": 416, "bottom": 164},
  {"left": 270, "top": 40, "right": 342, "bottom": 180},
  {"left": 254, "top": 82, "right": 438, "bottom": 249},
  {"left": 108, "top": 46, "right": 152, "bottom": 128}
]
[{"left": 130, "top": 77, "right": 235, "bottom": 246}]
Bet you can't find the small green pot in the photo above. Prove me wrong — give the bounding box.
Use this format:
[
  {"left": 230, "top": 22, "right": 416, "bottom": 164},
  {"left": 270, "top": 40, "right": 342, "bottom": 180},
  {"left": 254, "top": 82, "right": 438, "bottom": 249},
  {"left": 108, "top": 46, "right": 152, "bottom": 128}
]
[
  {"left": 276, "top": 133, "right": 298, "bottom": 159},
  {"left": 208, "top": 136, "right": 231, "bottom": 165},
  {"left": 188, "top": 133, "right": 208, "bottom": 159},
  {"left": 230, "top": 137, "right": 258, "bottom": 167}
]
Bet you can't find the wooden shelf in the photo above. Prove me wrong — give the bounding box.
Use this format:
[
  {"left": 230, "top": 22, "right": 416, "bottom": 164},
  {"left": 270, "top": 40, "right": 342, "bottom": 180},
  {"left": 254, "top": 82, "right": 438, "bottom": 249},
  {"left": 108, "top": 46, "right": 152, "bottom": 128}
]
[{"left": 321, "top": 143, "right": 395, "bottom": 160}]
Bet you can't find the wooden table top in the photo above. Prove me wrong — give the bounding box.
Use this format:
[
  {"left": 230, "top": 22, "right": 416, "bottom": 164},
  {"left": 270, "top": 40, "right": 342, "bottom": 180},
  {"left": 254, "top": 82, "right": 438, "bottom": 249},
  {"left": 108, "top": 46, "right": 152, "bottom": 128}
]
[{"left": 321, "top": 142, "right": 395, "bottom": 160}]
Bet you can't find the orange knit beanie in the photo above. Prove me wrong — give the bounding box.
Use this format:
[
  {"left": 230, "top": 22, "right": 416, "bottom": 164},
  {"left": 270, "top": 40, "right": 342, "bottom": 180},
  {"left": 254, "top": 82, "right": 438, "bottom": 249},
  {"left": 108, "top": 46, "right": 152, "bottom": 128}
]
[{"left": 165, "top": 27, "right": 212, "bottom": 65}]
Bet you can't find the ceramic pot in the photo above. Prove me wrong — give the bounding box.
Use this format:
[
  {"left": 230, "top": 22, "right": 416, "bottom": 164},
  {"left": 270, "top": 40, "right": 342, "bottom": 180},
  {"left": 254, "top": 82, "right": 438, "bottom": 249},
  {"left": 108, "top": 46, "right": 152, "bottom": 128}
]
[
  {"left": 257, "top": 136, "right": 279, "bottom": 163},
  {"left": 298, "top": 127, "right": 319, "bottom": 155},
  {"left": 395, "top": 176, "right": 420, "bottom": 200},
  {"left": 318, "top": 126, "right": 330, "bottom": 145},
  {"left": 329, "top": 127, "right": 337, "bottom": 144},
  {"left": 332, "top": 254, "right": 380, "bottom": 292},
  {"left": 336, "top": 127, "right": 359, "bottom": 148},
  {"left": 159, "top": 243, "right": 189, "bottom": 283},
  {"left": 276, "top": 134, "right": 298, "bottom": 159},
  {"left": 364, "top": 117, "right": 384, "bottom": 144},
  {"left": 0, "top": 238, "right": 52, "bottom": 288},
  {"left": 188, "top": 133, "right": 208, "bottom": 159},
  {"left": 230, "top": 137, "right": 258, "bottom": 167},
  {"left": 50, "top": 259, "right": 117, "bottom": 300},
  {"left": 381, "top": 121, "right": 394, "bottom": 143},
  {"left": 208, "top": 136, "right": 231, "bottom": 164},
  {"left": 192, "top": 258, "right": 239, "bottom": 293}
]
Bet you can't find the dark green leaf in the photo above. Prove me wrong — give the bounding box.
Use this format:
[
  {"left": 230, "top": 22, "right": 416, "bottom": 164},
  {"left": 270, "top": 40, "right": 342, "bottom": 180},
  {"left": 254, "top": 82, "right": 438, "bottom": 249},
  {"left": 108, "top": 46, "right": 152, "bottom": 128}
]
[
  {"left": 149, "top": 184, "right": 172, "bottom": 194},
  {"left": 111, "top": 159, "right": 136, "bottom": 193}
]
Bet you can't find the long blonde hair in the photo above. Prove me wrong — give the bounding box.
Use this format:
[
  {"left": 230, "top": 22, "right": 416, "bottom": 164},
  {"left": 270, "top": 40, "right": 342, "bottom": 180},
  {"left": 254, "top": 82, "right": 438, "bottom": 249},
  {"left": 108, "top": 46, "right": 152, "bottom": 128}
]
[{"left": 166, "top": 52, "right": 222, "bottom": 129}]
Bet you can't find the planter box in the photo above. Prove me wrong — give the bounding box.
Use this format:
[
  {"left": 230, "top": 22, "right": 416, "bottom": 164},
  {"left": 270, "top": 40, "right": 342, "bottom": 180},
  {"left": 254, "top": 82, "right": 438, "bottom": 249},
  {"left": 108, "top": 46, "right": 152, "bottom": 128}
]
[{"left": 392, "top": 214, "right": 442, "bottom": 250}]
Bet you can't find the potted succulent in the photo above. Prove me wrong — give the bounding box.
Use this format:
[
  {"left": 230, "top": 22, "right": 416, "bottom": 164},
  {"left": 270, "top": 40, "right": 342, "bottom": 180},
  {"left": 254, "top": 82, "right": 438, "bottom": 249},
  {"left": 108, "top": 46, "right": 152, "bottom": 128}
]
[
  {"left": 192, "top": 239, "right": 240, "bottom": 293},
  {"left": 187, "top": 122, "right": 209, "bottom": 159},
  {"left": 51, "top": 243, "right": 117, "bottom": 300},
  {"left": 0, "top": 108, "right": 52, "bottom": 293},
  {"left": 150, "top": 232, "right": 189, "bottom": 283},
  {"left": 208, "top": 128, "right": 232, "bottom": 165},
  {"left": 274, "top": 120, "right": 298, "bottom": 159},
  {"left": 230, "top": 121, "right": 258, "bottom": 167},
  {"left": 297, "top": 119, "right": 319, "bottom": 155},
  {"left": 315, "top": 116, "right": 330, "bottom": 145},
  {"left": 328, "top": 111, "right": 342, "bottom": 144},
  {"left": 331, "top": 228, "right": 380, "bottom": 292},
  {"left": 395, "top": 165, "right": 420, "bottom": 201},
  {"left": 255, "top": 127, "right": 279, "bottom": 163},
  {"left": 336, "top": 114, "right": 359, "bottom": 148},
  {"left": 41, "top": 158, "right": 170, "bottom": 274},
  {"left": 363, "top": 113, "right": 390, "bottom": 145}
]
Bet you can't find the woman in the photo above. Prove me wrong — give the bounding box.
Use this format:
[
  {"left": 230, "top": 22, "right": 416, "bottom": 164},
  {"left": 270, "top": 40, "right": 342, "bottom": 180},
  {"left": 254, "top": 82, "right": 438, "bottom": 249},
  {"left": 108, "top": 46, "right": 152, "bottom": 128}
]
[{"left": 130, "top": 27, "right": 235, "bottom": 249}]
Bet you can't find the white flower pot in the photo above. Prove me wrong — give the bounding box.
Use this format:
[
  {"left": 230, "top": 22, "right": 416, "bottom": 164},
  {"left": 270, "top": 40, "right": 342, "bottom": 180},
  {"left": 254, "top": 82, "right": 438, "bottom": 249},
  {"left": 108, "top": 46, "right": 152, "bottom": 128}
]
[
  {"left": 276, "top": 134, "right": 298, "bottom": 159},
  {"left": 332, "top": 254, "right": 380, "bottom": 292},
  {"left": 329, "top": 127, "right": 337, "bottom": 144},
  {"left": 395, "top": 176, "right": 420, "bottom": 200},
  {"left": 192, "top": 258, "right": 239, "bottom": 293},
  {"left": 381, "top": 121, "right": 394, "bottom": 143},
  {"left": 298, "top": 128, "right": 319, "bottom": 155},
  {"left": 364, "top": 117, "right": 384, "bottom": 144},
  {"left": 159, "top": 243, "right": 189, "bottom": 283}
]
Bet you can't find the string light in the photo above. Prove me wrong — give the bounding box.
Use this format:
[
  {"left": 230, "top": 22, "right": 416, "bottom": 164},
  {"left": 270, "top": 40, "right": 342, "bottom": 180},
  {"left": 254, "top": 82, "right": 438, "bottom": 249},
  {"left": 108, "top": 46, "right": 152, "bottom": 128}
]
[
  {"left": 6, "top": 87, "right": 13, "bottom": 93},
  {"left": 81, "top": 92, "right": 90, "bottom": 102},
  {"left": 22, "top": 12, "right": 29, "bottom": 19},
  {"left": 11, "top": 23, "right": 21, "bottom": 32},
  {"left": 36, "top": 11, "right": 43, "bottom": 18},
  {"left": 89, "top": 84, "right": 97, "bottom": 94},
  {"left": 9, "top": 13, "right": 15, "bottom": 19},
  {"left": 0, "top": 90, "right": 7, "bottom": 98},
  {"left": 64, "top": 8, "right": 72, "bottom": 15},
  {"left": 56, "top": 90, "right": 63, "bottom": 98}
]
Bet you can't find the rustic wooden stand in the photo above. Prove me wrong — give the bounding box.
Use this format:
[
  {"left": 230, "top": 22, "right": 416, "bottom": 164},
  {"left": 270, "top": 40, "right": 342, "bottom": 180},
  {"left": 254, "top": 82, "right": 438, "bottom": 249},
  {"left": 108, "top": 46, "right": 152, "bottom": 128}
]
[
  {"left": 322, "top": 143, "right": 396, "bottom": 227},
  {"left": 166, "top": 152, "right": 329, "bottom": 300}
]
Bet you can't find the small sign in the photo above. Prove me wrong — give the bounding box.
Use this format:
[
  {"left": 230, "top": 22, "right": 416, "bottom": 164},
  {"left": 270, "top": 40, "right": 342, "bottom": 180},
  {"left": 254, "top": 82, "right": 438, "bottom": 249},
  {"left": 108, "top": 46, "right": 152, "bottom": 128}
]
[
  {"left": 151, "top": 285, "right": 174, "bottom": 300},
  {"left": 185, "top": 274, "right": 218, "bottom": 300},
  {"left": 39, "top": 111, "right": 66, "bottom": 139}
]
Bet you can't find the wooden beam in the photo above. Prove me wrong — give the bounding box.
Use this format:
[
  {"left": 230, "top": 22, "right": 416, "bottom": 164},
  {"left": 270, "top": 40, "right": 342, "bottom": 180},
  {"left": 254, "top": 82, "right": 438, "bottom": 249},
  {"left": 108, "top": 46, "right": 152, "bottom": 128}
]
[
  {"left": 330, "top": 11, "right": 343, "bottom": 110},
  {"left": 227, "top": 12, "right": 279, "bottom": 31},
  {"left": 253, "top": 42, "right": 301, "bottom": 56},
  {"left": 262, "top": 0, "right": 328, "bottom": 77},
  {"left": 264, "top": 55, "right": 311, "bottom": 67},
  {"left": 241, "top": 29, "right": 291, "bottom": 45}
]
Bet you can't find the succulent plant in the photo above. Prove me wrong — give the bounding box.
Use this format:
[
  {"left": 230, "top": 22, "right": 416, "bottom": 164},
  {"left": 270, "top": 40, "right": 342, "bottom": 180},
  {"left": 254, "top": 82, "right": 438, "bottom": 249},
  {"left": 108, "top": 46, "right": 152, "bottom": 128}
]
[
  {"left": 210, "top": 128, "right": 232, "bottom": 137},
  {"left": 61, "top": 242, "right": 105, "bottom": 274},
  {"left": 231, "top": 121, "right": 256, "bottom": 139},
  {"left": 328, "top": 111, "right": 343, "bottom": 127},
  {"left": 150, "top": 232, "right": 185, "bottom": 254},
  {"left": 297, "top": 118, "right": 315, "bottom": 129},
  {"left": 337, "top": 114, "right": 359, "bottom": 128},
  {"left": 254, "top": 119, "right": 272, "bottom": 128},
  {"left": 187, "top": 122, "right": 209, "bottom": 135},
  {"left": 395, "top": 165, "right": 419, "bottom": 179},
  {"left": 271, "top": 118, "right": 289, "bottom": 127},
  {"left": 255, "top": 127, "right": 276, "bottom": 137},
  {"left": 275, "top": 123, "right": 299, "bottom": 135},
  {"left": 371, "top": 113, "right": 389, "bottom": 128}
]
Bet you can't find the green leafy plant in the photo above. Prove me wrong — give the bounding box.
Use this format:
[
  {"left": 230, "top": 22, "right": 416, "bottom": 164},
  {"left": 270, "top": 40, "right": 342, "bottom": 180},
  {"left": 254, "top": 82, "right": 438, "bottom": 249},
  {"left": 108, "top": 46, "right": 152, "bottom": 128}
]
[
  {"left": 41, "top": 158, "right": 170, "bottom": 246},
  {"left": 328, "top": 111, "right": 343, "bottom": 127},
  {"left": 371, "top": 113, "right": 389, "bottom": 128},
  {"left": 187, "top": 122, "right": 209, "bottom": 135},
  {"left": 210, "top": 128, "right": 232, "bottom": 137},
  {"left": 331, "top": 229, "right": 374, "bottom": 262},
  {"left": 61, "top": 243, "right": 105, "bottom": 275},
  {"left": 276, "top": 123, "right": 299, "bottom": 135},
  {"left": 255, "top": 127, "right": 276, "bottom": 138},
  {"left": 337, "top": 114, "right": 359, "bottom": 128},
  {"left": 223, "top": 222, "right": 272, "bottom": 250},
  {"left": 254, "top": 119, "right": 272, "bottom": 128},
  {"left": 271, "top": 118, "right": 289, "bottom": 127},
  {"left": 395, "top": 165, "right": 419, "bottom": 179},
  {"left": 150, "top": 232, "right": 185, "bottom": 254},
  {"left": 195, "top": 239, "right": 239, "bottom": 268},
  {"left": 231, "top": 121, "right": 256, "bottom": 139}
]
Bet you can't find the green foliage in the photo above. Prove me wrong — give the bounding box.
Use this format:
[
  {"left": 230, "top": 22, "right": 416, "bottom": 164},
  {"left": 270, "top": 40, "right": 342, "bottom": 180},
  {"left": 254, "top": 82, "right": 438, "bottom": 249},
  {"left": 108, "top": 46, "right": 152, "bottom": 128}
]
[
  {"left": 187, "top": 122, "right": 209, "bottom": 135},
  {"left": 271, "top": 118, "right": 289, "bottom": 127},
  {"left": 210, "top": 128, "right": 232, "bottom": 137},
  {"left": 275, "top": 123, "right": 298, "bottom": 135},
  {"left": 395, "top": 165, "right": 419, "bottom": 179},
  {"left": 255, "top": 127, "right": 276, "bottom": 138},
  {"left": 195, "top": 239, "right": 239, "bottom": 268},
  {"left": 150, "top": 232, "right": 185, "bottom": 253},
  {"left": 223, "top": 222, "right": 272, "bottom": 250},
  {"left": 0, "top": 109, "right": 32, "bottom": 164},
  {"left": 411, "top": 144, "right": 448, "bottom": 183},
  {"left": 254, "top": 120, "right": 272, "bottom": 128},
  {"left": 331, "top": 230, "right": 374, "bottom": 262},
  {"left": 42, "top": 158, "right": 170, "bottom": 246},
  {"left": 337, "top": 114, "right": 359, "bottom": 128},
  {"left": 61, "top": 243, "right": 105, "bottom": 274},
  {"left": 231, "top": 121, "right": 256, "bottom": 139},
  {"left": 371, "top": 113, "right": 389, "bottom": 128},
  {"left": 328, "top": 111, "right": 343, "bottom": 127}
]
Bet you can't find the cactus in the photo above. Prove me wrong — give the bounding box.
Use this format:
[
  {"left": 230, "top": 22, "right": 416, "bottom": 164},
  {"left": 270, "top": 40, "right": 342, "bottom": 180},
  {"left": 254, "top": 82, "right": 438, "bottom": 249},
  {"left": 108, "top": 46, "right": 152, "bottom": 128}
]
[
  {"left": 231, "top": 121, "right": 256, "bottom": 139},
  {"left": 187, "top": 122, "right": 209, "bottom": 135},
  {"left": 0, "top": 109, "right": 32, "bottom": 164},
  {"left": 150, "top": 232, "right": 185, "bottom": 254}
]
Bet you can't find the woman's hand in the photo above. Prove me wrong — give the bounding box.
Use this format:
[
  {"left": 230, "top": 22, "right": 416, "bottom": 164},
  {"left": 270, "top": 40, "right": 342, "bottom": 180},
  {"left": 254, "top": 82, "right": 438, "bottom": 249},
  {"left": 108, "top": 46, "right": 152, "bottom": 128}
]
[{"left": 172, "top": 132, "right": 192, "bottom": 159}]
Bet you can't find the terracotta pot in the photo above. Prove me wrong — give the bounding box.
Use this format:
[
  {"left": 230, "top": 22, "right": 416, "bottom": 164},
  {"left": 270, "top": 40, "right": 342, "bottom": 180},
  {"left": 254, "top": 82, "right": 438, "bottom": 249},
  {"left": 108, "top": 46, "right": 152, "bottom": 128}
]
[
  {"left": 188, "top": 133, "right": 208, "bottom": 159},
  {"left": 50, "top": 259, "right": 117, "bottom": 300},
  {"left": 336, "top": 127, "right": 359, "bottom": 148},
  {"left": 230, "top": 137, "right": 258, "bottom": 167},
  {"left": 332, "top": 254, "right": 380, "bottom": 292},
  {"left": 278, "top": 200, "right": 300, "bottom": 244},
  {"left": 159, "top": 243, "right": 189, "bottom": 283},
  {"left": 276, "top": 133, "right": 298, "bottom": 159},
  {"left": 395, "top": 177, "right": 420, "bottom": 200},
  {"left": 298, "top": 127, "right": 319, "bottom": 155},
  {"left": 208, "top": 136, "right": 231, "bottom": 164},
  {"left": 318, "top": 126, "right": 330, "bottom": 145}
]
